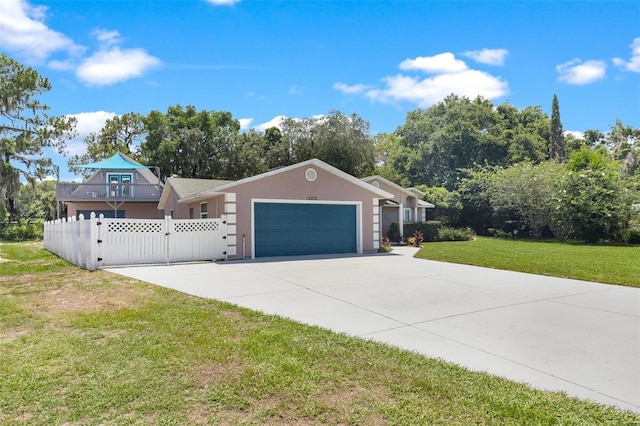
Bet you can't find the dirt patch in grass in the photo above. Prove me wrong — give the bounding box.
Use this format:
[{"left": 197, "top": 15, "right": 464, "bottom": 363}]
[
  {"left": 4, "top": 268, "right": 151, "bottom": 315},
  {"left": 29, "top": 283, "right": 144, "bottom": 314}
]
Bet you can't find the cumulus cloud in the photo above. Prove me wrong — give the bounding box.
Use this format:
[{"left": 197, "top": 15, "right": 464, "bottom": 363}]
[
  {"left": 399, "top": 53, "right": 468, "bottom": 73},
  {"left": 556, "top": 59, "right": 607, "bottom": 85},
  {"left": 253, "top": 115, "right": 287, "bottom": 132},
  {"left": 0, "top": 0, "right": 84, "bottom": 62},
  {"left": 333, "top": 82, "right": 372, "bottom": 94},
  {"left": 238, "top": 118, "right": 253, "bottom": 130},
  {"left": 462, "top": 48, "right": 509, "bottom": 66},
  {"left": 365, "top": 70, "right": 508, "bottom": 108},
  {"left": 64, "top": 111, "right": 117, "bottom": 155},
  {"left": 564, "top": 130, "right": 584, "bottom": 139},
  {"left": 613, "top": 37, "right": 640, "bottom": 72},
  {"left": 0, "top": 0, "right": 161, "bottom": 85},
  {"left": 76, "top": 46, "right": 162, "bottom": 86},
  {"left": 335, "top": 52, "right": 509, "bottom": 108},
  {"left": 91, "top": 28, "right": 124, "bottom": 47}
]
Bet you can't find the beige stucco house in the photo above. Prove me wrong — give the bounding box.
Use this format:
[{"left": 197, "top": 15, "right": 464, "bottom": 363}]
[
  {"left": 361, "top": 176, "right": 435, "bottom": 240},
  {"left": 158, "top": 159, "right": 396, "bottom": 259}
]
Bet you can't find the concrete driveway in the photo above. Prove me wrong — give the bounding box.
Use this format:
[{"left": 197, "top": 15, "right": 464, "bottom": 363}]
[{"left": 106, "top": 246, "right": 640, "bottom": 412}]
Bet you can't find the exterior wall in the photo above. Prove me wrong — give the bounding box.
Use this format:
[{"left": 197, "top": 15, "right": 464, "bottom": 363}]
[
  {"left": 381, "top": 206, "right": 400, "bottom": 238},
  {"left": 84, "top": 169, "right": 156, "bottom": 185},
  {"left": 202, "top": 165, "right": 380, "bottom": 258},
  {"left": 367, "top": 178, "right": 419, "bottom": 209},
  {"left": 66, "top": 201, "right": 161, "bottom": 219},
  {"left": 183, "top": 195, "right": 226, "bottom": 220},
  {"left": 161, "top": 189, "right": 192, "bottom": 219}
]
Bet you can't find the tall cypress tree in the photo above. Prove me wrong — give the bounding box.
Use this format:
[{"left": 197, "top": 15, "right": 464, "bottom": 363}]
[{"left": 549, "top": 94, "right": 566, "bottom": 162}]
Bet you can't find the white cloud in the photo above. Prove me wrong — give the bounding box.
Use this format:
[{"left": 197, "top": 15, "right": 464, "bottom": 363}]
[
  {"left": 556, "top": 59, "right": 607, "bottom": 85},
  {"left": 365, "top": 70, "right": 508, "bottom": 108},
  {"left": 613, "top": 37, "right": 640, "bottom": 73},
  {"left": 253, "top": 115, "right": 287, "bottom": 132},
  {"left": 76, "top": 46, "right": 162, "bottom": 86},
  {"left": 399, "top": 53, "right": 468, "bottom": 74},
  {"left": 238, "top": 118, "right": 253, "bottom": 130},
  {"left": 335, "top": 52, "right": 508, "bottom": 109},
  {"left": 0, "top": 0, "right": 84, "bottom": 62},
  {"left": 462, "top": 48, "right": 509, "bottom": 66},
  {"left": 333, "top": 82, "right": 372, "bottom": 94},
  {"left": 74, "top": 29, "right": 161, "bottom": 85},
  {"left": 64, "top": 111, "right": 117, "bottom": 155},
  {"left": 0, "top": 1, "right": 161, "bottom": 85},
  {"left": 564, "top": 130, "right": 584, "bottom": 139},
  {"left": 91, "top": 28, "right": 124, "bottom": 47},
  {"left": 205, "top": 0, "right": 240, "bottom": 5}
]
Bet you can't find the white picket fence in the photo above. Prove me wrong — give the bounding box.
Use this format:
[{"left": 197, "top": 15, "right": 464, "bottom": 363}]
[{"left": 44, "top": 213, "right": 227, "bottom": 271}]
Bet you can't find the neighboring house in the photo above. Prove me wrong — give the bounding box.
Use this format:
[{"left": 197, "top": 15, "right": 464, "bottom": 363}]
[
  {"left": 360, "top": 176, "right": 435, "bottom": 239},
  {"left": 158, "top": 177, "right": 233, "bottom": 219},
  {"left": 158, "top": 158, "right": 394, "bottom": 259},
  {"left": 56, "top": 152, "right": 164, "bottom": 219}
]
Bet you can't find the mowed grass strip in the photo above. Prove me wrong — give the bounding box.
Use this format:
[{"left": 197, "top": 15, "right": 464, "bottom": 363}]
[
  {"left": 1, "top": 242, "right": 639, "bottom": 425},
  {"left": 416, "top": 237, "right": 640, "bottom": 287}
]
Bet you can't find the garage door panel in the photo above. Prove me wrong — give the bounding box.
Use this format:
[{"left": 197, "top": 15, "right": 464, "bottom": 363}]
[{"left": 255, "top": 203, "right": 357, "bottom": 257}]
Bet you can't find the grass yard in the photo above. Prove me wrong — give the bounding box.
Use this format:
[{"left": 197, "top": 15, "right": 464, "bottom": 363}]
[
  {"left": 1, "top": 242, "right": 639, "bottom": 425},
  {"left": 416, "top": 237, "right": 640, "bottom": 288}
]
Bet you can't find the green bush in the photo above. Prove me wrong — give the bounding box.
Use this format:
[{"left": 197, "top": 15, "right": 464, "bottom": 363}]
[
  {"left": 0, "top": 221, "right": 44, "bottom": 241},
  {"left": 401, "top": 221, "right": 442, "bottom": 242},
  {"left": 619, "top": 228, "right": 640, "bottom": 245},
  {"left": 437, "top": 226, "right": 474, "bottom": 242}
]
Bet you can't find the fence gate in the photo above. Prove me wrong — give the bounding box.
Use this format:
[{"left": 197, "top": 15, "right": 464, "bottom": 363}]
[{"left": 96, "top": 217, "right": 226, "bottom": 268}]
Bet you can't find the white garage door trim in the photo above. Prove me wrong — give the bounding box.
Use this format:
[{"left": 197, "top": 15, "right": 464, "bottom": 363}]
[{"left": 251, "top": 198, "right": 363, "bottom": 260}]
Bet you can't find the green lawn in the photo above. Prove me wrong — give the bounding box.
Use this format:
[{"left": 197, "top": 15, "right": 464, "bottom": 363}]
[
  {"left": 416, "top": 237, "right": 640, "bottom": 287},
  {"left": 1, "top": 242, "right": 639, "bottom": 425}
]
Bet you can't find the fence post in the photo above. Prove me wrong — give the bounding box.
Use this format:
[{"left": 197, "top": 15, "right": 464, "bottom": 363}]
[
  {"left": 165, "top": 215, "right": 171, "bottom": 265},
  {"left": 88, "top": 212, "right": 97, "bottom": 271}
]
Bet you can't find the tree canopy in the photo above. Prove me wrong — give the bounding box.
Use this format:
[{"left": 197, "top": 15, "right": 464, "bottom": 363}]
[{"left": 0, "top": 54, "right": 76, "bottom": 221}]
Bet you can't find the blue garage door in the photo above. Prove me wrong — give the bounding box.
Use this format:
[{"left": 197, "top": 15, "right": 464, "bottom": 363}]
[{"left": 254, "top": 202, "right": 357, "bottom": 257}]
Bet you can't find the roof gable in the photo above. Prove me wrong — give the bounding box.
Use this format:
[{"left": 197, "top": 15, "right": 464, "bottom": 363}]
[
  {"left": 158, "top": 177, "right": 233, "bottom": 210},
  {"left": 181, "top": 159, "right": 394, "bottom": 203},
  {"left": 361, "top": 175, "right": 414, "bottom": 197}
]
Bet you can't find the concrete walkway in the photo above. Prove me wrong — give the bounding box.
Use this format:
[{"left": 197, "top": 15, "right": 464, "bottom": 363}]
[{"left": 106, "top": 247, "right": 640, "bottom": 412}]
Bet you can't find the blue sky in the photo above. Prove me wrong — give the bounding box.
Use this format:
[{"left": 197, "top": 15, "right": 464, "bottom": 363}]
[{"left": 1, "top": 0, "right": 639, "bottom": 180}]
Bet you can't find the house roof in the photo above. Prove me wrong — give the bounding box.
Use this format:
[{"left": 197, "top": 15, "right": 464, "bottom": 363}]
[
  {"left": 178, "top": 158, "right": 394, "bottom": 204},
  {"left": 158, "top": 177, "right": 233, "bottom": 210},
  {"left": 361, "top": 175, "right": 415, "bottom": 197},
  {"left": 70, "top": 152, "right": 152, "bottom": 170},
  {"left": 383, "top": 199, "right": 435, "bottom": 208}
]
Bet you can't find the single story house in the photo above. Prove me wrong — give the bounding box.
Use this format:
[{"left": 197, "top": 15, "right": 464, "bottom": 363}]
[
  {"left": 56, "top": 152, "right": 164, "bottom": 219},
  {"left": 361, "top": 175, "right": 435, "bottom": 239},
  {"left": 158, "top": 159, "right": 396, "bottom": 259}
]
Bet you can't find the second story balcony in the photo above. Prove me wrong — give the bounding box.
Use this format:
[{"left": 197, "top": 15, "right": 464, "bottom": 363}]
[{"left": 57, "top": 182, "right": 163, "bottom": 203}]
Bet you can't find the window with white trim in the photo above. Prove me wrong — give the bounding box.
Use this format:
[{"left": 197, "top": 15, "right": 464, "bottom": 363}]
[
  {"left": 107, "top": 173, "right": 132, "bottom": 198},
  {"left": 200, "top": 202, "right": 208, "bottom": 219}
]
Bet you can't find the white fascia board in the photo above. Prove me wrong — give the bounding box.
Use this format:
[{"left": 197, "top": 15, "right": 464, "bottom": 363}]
[{"left": 157, "top": 180, "right": 173, "bottom": 210}]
